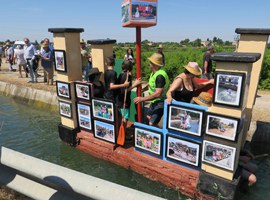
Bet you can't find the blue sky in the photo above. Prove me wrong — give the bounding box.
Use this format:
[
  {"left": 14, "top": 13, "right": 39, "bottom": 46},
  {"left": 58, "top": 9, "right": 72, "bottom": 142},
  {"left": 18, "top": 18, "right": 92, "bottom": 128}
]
[{"left": 1, "top": 0, "right": 269, "bottom": 43}]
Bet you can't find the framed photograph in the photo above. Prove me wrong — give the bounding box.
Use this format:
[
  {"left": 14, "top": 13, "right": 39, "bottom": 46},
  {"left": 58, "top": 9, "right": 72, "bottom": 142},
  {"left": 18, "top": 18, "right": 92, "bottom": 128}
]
[
  {"left": 134, "top": 127, "right": 162, "bottom": 156},
  {"left": 77, "top": 103, "right": 92, "bottom": 131},
  {"left": 167, "top": 105, "right": 204, "bottom": 137},
  {"left": 202, "top": 140, "right": 236, "bottom": 171},
  {"left": 75, "top": 82, "right": 91, "bottom": 101},
  {"left": 206, "top": 113, "right": 240, "bottom": 141},
  {"left": 131, "top": 0, "right": 157, "bottom": 23},
  {"left": 56, "top": 81, "right": 71, "bottom": 99},
  {"left": 94, "top": 120, "right": 116, "bottom": 144},
  {"left": 54, "top": 50, "right": 67, "bottom": 72},
  {"left": 213, "top": 72, "right": 245, "bottom": 107},
  {"left": 59, "top": 101, "right": 72, "bottom": 118},
  {"left": 166, "top": 135, "right": 200, "bottom": 167},
  {"left": 92, "top": 99, "right": 115, "bottom": 123}
]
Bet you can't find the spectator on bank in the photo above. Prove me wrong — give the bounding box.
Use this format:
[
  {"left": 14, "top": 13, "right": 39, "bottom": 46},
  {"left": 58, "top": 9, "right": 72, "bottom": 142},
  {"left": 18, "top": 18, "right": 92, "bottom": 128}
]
[
  {"left": 124, "top": 48, "right": 135, "bottom": 64},
  {"left": 6, "top": 43, "right": 14, "bottom": 71},
  {"left": 117, "top": 60, "right": 142, "bottom": 125},
  {"left": 134, "top": 53, "right": 169, "bottom": 126},
  {"left": 13, "top": 45, "right": 28, "bottom": 78},
  {"left": 166, "top": 62, "right": 214, "bottom": 104},
  {"left": 41, "top": 38, "right": 54, "bottom": 83},
  {"left": 40, "top": 43, "right": 54, "bottom": 85},
  {"left": 104, "top": 56, "right": 129, "bottom": 102},
  {"left": 157, "top": 44, "right": 165, "bottom": 65},
  {"left": 24, "top": 37, "right": 37, "bottom": 83},
  {"left": 0, "top": 46, "right": 3, "bottom": 70},
  {"left": 80, "top": 39, "right": 90, "bottom": 81},
  {"left": 202, "top": 46, "right": 215, "bottom": 80}
]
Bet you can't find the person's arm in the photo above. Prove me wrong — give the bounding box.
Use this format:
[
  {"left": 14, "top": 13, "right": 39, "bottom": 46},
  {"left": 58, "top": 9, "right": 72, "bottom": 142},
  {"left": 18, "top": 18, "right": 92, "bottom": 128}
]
[
  {"left": 109, "top": 81, "right": 129, "bottom": 90},
  {"left": 166, "top": 77, "right": 183, "bottom": 104},
  {"left": 128, "top": 77, "right": 142, "bottom": 91},
  {"left": 203, "top": 60, "right": 208, "bottom": 74},
  {"left": 134, "top": 75, "right": 165, "bottom": 104},
  {"left": 192, "top": 78, "right": 214, "bottom": 89}
]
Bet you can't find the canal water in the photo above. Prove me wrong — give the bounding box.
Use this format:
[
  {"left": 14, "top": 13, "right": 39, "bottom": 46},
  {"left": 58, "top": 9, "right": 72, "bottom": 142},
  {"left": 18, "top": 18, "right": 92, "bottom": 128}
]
[{"left": 0, "top": 95, "right": 269, "bottom": 200}]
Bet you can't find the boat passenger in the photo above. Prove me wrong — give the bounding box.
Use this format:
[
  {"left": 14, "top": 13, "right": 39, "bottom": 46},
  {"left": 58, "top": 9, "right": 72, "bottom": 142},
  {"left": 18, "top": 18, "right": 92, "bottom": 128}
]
[
  {"left": 166, "top": 62, "right": 214, "bottom": 104},
  {"left": 134, "top": 53, "right": 170, "bottom": 126}
]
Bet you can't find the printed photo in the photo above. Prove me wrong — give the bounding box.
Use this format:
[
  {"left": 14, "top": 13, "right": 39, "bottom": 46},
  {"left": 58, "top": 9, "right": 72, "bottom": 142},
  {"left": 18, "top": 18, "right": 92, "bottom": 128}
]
[
  {"left": 202, "top": 140, "right": 236, "bottom": 171},
  {"left": 131, "top": 0, "right": 157, "bottom": 23},
  {"left": 56, "top": 81, "right": 71, "bottom": 99},
  {"left": 75, "top": 82, "right": 90, "bottom": 101},
  {"left": 54, "top": 50, "right": 67, "bottom": 72},
  {"left": 77, "top": 103, "right": 91, "bottom": 130},
  {"left": 94, "top": 120, "right": 115, "bottom": 143},
  {"left": 166, "top": 135, "right": 200, "bottom": 166},
  {"left": 92, "top": 99, "right": 114, "bottom": 122},
  {"left": 168, "top": 105, "right": 203, "bottom": 136},
  {"left": 59, "top": 101, "right": 72, "bottom": 118},
  {"left": 214, "top": 72, "right": 245, "bottom": 107},
  {"left": 206, "top": 114, "right": 239, "bottom": 141},
  {"left": 121, "top": 1, "right": 130, "bottom": 24},
  {"left": 135, "top": 127, "right": 162, "bottom": 155}
]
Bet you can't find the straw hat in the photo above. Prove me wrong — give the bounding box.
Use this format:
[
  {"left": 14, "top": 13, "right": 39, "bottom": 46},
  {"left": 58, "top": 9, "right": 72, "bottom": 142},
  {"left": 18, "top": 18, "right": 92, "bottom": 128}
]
[
  {"left": 193, "top": 92, "right": 213, "bottom": 107},
  {"left": 184, "top": 62, "right": 202, "bottom": 76},
  {"left": 148, "top": 53, "right": 163, "bottom": 67}
]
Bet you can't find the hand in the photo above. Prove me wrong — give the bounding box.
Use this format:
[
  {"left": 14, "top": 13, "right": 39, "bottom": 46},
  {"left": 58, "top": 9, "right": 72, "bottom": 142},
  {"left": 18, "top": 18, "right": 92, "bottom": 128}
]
[
  {"left": 123, "top": 81, "right": 130, "bottom": 87},
  {"left": 166, "top": 96, "right": 174, "bottom": 105},
  {"left": 134, "top": 97, "right": 143, "bottom": 104},
  {"left": 209, "top": 79, "right": 214, "bottom": 84},
  {"left": 133, "top": 78, "right": 142, "bottom": 87}
]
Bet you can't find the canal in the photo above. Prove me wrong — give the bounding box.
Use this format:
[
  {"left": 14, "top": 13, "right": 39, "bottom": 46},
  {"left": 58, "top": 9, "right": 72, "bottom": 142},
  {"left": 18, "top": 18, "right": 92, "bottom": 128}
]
[{"left": 0, "top": 95, "right": 269, "bottom": 200}]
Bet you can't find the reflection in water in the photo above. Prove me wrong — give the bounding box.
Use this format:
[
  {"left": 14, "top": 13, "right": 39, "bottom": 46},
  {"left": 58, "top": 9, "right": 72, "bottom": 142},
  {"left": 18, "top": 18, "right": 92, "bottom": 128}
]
[{"left": 0, "top": 95, "right": 269, "bottom": 200}]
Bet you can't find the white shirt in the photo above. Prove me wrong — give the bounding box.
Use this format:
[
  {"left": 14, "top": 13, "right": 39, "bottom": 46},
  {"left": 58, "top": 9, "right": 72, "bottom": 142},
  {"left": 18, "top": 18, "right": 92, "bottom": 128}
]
[{"left": 14, "top": 49, "right": 26, "bottom": 65}]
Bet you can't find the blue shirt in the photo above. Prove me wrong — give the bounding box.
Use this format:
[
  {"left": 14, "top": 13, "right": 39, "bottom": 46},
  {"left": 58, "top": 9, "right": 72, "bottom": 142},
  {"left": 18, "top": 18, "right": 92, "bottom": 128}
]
[
  {"left": 24, "top": 43, "right": 36, "bottom": 60},
  {"left": 41, "top": 49, "right": 53, "bottom": 68}
]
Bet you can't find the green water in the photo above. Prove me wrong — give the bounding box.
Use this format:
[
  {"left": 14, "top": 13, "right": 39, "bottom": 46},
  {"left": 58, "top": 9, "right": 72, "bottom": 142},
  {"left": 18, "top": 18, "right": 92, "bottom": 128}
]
[{"left": 0, "top": 95, "right": 269, "bottom": 200}]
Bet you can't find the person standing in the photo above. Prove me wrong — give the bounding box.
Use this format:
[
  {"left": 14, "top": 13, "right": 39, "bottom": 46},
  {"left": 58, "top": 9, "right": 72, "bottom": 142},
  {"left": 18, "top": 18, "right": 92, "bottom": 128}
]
[
  {"left": 41, "top": 38, "right": 54, "bottom": 82},
  {"left": 6, "top": 43, "right": 14, "bottom": 71},
  {"left": 156, "top": 44, "right": 165, "bottom": 66},
  {"left": 124, "top": 48, "right": 135, "bottom": 64},
  {"left": 13, "top": 45, "right": 28, "bottom": 78},
  {"left": 134, "top": 53, "right": 170, "bottom": 126},
  {"left": 40, "top": 43, "right": 54, "bottom": 85},
  {"left": 104, "top": 56, "right": 129, "bottom": 102},
  {"left": 202, "top": 46, "right": 215, "bottom": 80},
  {"left": 24, "top": 37, "right": 37, "bottom": 83},
  {"left": 0, "top": 46, "right": 3, "bottom": 71},
  {"left": 80, "top": 39, "right": 90, "bottom": 81}
]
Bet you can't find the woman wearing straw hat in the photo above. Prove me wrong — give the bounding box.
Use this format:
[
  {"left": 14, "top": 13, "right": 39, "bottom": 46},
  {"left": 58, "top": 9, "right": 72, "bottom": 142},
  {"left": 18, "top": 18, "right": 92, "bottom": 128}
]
[
  {"left": 134, "top": 53, "right": 170, "bottom": 126},
  {"left": 166, "top": 62, "right": 214, "bottom": 104}
]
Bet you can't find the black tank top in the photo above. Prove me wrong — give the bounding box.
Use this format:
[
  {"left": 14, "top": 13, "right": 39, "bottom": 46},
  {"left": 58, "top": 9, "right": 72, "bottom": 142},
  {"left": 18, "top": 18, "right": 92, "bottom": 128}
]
[{"left": 172, "top": 78, "right": 194, "bottom": 103}]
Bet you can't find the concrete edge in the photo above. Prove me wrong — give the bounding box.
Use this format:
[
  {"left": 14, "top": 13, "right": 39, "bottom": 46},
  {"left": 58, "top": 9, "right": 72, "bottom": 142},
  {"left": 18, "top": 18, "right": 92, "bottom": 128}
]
[{"left": 0, "top": 81, "right": 59, "bottom": 112}]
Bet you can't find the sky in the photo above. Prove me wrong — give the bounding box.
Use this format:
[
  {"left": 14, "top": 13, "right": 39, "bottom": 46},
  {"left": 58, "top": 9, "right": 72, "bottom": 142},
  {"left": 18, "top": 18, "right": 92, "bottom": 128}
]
[{"left": 1, "top": 0, "right": 270, "bottom": 43}]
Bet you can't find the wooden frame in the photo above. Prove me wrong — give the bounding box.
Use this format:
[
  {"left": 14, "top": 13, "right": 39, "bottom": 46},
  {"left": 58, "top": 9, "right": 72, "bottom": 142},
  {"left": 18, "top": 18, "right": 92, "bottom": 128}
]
[
  {"left": 54, "top": 50, "right": 67, "bottom": 72},
  {"left": 166, "top": 134, "right": 201, "bottom": 167},
  {"left": 56, "top": 81, "right": 71, "bottom": 100},
  {"left": 167, "top": 104, "right": 204, "bottom": 137},
  {"left": 205, "top": 113, "right": 240, "bottom": 141},
  {"left": 94, "top": 120, "right": 116, "bottom": 144},
  {"left": 77, "top": 102, "right": 92, "bottom": 131},
  {"left": 202, "top": 140, "right": 236, "bottom": 171},
  {"left": 213, "top": 72, "right": 245, "bottom": 107},
  {"left": 134, "top": 127, "right": 162, "bottom": 156}
]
